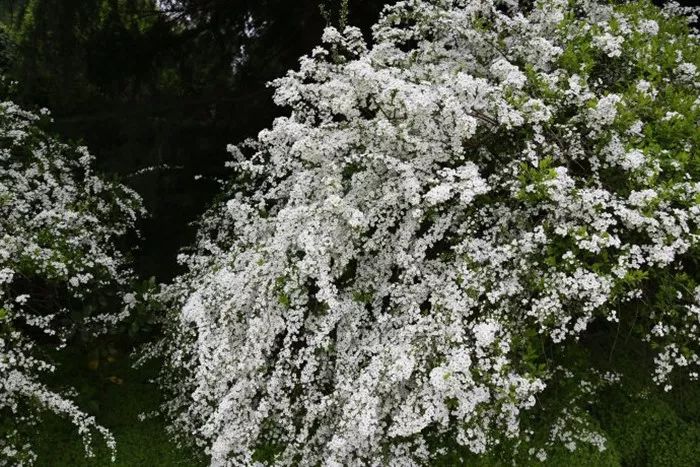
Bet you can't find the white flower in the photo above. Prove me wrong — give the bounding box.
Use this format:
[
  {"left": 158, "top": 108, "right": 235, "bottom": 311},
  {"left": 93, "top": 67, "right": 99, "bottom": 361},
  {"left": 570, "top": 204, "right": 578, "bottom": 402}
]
[
  {"left": 424, "top": 184, "right": 453, "bottom": 206},
  {"left": 676, "top": 62, "right": 697, "bottom": 81},
  {"left": 621, "top": 149, "right": 646, "bottom": 170},
  {"left": 588, "top": 94, "right": 621, "bottom": 132},
  {"left": 490, "top": 58, "right": 527, "bottom": 89},
  {"left": 592, "top": 32, "right": 624, "bottom": 58},
  {"left": 473, "top": 321, "right": 500, "bottom": 348},
  {"left": 638, "top": 19, "right": 659, "bottom": 36}
]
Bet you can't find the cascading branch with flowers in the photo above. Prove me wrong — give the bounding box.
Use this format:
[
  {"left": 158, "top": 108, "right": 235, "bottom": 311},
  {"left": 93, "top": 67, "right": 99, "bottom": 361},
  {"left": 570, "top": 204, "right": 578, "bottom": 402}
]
[
  {"left": 151, "top": 0, "right": 700, "bottom": 464},
  {"left": 0, "top": 102, "right": 145, "bottom": 465}
]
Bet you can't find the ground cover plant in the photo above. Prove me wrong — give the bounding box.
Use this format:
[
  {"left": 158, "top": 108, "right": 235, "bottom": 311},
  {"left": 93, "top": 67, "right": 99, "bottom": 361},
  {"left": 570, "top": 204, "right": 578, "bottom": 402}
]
[{"left": 148, "top": 0, "right": 700, "bottom": 465}]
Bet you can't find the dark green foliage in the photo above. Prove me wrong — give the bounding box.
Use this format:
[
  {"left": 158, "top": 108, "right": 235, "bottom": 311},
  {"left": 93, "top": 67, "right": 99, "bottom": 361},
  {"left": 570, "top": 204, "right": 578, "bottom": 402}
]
[
  {"left": 595, "top": 388, "right": 700, "bottom": 467},
  {"left": 0, "top": 26, "right": 13, "bottom": 74},
  {"left": 33, "top": 347, "right": 204, "bottom": 466},
  {"left": 436, "top": 441, "right": 621, "bottom": 467}
]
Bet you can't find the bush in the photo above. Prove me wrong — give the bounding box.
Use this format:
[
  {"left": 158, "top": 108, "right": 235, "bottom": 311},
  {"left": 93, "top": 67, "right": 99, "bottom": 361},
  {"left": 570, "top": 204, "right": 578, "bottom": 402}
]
[
  {"left": 153, "top": 0, "right": 700, "bottom": 465},
  {"left": 0, "top": 101, "right": 144, "bottom": 465},
  {"left": 594, "top": 387, "right": 700, "bottom": 467}
]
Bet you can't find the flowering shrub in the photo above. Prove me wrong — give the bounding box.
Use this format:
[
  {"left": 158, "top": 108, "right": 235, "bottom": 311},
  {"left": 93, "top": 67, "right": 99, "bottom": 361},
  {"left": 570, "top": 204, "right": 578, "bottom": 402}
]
[
  {"left": 154, "top": 0, "right": 700, "bottom": 464},
  {"left": 0, "top": 102, "right": 144, "bottom": 465}
]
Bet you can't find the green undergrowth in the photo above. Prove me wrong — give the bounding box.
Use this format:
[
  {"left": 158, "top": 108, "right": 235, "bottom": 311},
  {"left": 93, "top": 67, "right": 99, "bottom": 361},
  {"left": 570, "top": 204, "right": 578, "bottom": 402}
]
[
  {"left": 434, "top": 336, "right": 700, "bottom": 467},
  {"left": 33, "top": 343, "right": 204, "bottom": 466},
  {"left": 34, "top": 337, "right": 700, "bottom": 466},
  {"left": 436, "top": 390, "right": 700, "bottom": 467},
  {"left": 592, "top": 338, "right": 700, "bottom": 467}
]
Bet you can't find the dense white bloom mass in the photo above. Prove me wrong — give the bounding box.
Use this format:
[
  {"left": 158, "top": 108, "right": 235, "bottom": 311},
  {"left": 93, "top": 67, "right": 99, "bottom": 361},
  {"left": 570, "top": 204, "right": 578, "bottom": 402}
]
[
  {"left": 0, "top": 102, "right": 144, "bottom": 465},
  {"left": 154, "top": 0, "right": 700, "bottom": 465}
]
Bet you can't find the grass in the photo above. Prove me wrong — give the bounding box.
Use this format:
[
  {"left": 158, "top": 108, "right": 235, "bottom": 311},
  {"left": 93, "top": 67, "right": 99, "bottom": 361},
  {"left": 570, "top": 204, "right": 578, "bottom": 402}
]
[{"left": 33, "top": 341, "right": 204, "bottom": 467}]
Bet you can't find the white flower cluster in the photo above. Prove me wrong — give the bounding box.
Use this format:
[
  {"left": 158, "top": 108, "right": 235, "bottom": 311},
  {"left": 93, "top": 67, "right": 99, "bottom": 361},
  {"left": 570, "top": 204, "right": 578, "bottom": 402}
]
[
  {"left": 0, "top": 102, "right": 144, "bottom": 465},
  {"left": 154, "top": 0, "right": 700, "bottom": 465}
]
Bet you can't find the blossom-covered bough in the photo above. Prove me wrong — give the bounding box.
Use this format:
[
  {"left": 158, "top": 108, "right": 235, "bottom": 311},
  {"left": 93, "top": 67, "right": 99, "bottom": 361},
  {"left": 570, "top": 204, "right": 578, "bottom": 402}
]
[
  {"left": 152, "top": 0, "right": 700, "bottom": 464},
  {"left": 0, "top": 102, "right": 145, "bottom": 465}
]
